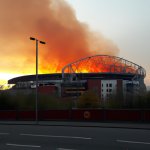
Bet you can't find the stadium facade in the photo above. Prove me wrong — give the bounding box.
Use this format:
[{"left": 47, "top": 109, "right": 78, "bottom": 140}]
[{"left": 8, "top": 55, "right": 146, "bottom": 100}]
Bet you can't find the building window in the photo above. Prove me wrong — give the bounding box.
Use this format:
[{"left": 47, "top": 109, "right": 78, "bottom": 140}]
[
  {"left": 109, "top": 89, "right": 112, "bottom": 92},
  {"left": 102, "top": 89, "right": 103, "bottom": 92},
  {"left": 106, "top": 83, "right": 108, "bottom": 87},
  {"left": 109, "top": 83, "right": 112, "bottom": 87},
  {"left": 107, "top": 89, "right": 109, "bottom": 92},
  {"left": 102, "top": 84, "right": 103, "bottom": 87}
]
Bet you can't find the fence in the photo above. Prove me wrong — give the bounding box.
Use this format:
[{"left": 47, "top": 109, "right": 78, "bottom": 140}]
[{"left": 0, "top": 109, "right": 150, "bottom": 122}]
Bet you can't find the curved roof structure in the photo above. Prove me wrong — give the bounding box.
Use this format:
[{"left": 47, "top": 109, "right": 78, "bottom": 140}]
[
  {"left": 8, "top": 74, "right": 62, "bottom": 84},
  {"left": 62, "top": 55, "right": 146, "bottom": 79},
  {"left": 8, "top": 55, "right": 146, "bottom": 84}
]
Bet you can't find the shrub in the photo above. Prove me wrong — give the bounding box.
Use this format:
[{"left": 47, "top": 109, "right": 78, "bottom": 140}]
[{"left": 77, "top": 90, "right": 100, "bottom": 108}]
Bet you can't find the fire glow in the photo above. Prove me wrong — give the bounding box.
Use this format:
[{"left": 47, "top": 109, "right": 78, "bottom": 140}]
[
  {"left": 0, "top": 0, "right": 119, "bottom": 78},
  {"left": 63, "top": 55, "right": 139, "bottom": 75}
]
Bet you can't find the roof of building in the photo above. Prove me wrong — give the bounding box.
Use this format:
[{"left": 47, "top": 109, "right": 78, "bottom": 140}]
[{"left": 8, "top": 73, "right": 136, "bottom": 84}]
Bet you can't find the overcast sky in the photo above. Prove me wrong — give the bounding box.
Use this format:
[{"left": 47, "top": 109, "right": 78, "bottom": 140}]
[{"left": 66, "top": 0, "right": 150, "bottom": 85}]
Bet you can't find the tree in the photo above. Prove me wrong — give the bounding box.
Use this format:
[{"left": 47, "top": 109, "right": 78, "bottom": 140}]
[{"left": 77, "top": 90, "right": 100, "bottom": 108}]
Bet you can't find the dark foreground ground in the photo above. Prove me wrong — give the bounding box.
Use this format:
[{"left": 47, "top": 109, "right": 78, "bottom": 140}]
[{"left": 0, "top": 122, "right": 150, "bottom": 150}]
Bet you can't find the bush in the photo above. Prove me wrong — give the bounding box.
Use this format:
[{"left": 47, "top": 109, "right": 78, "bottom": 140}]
[
  {"left": 0, "top": 89, "right": 150, "bottom": 110},
  {"left": 0, "top": 91, "right": 16, "bottom": 110},
  {"left": 77, "top": 90, "right": 100, "bottom": 108},
  {"left": 0, "top": 90, "right": 73, "bottom": 110},
  {"left": 104, "top": 93, "right": 124, "bottom": 108}
]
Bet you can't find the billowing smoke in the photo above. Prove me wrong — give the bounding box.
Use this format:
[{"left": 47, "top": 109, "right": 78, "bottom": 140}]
[{"left": 0, "top": 0, "right": 119, "bottom": 74}]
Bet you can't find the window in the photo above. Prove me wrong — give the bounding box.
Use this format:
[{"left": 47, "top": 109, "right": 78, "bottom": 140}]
[
  {"left": 102, "top": 84, "right": 103, "bottom": 87},
  {"left": 101, "top": 89, "right": 103, "bottom": 92},
  {"left": 106, "top": 83, "right": 108, "bottom": 87},
  {"left": 109, "top": 89, "right": 112, "bottom": 92},
  {"left": 107, "top": 89, "right": 109, "bottom": 92},
  {"left": 109, "top": 83, "right": 112, "bottom": 87}
]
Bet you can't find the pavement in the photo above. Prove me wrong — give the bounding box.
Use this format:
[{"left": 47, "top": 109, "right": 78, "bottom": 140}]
[
  {"left": 1, "top": 123, "right": 150, "bottom": 149},
  {"left": 0, "top": 120, "right": 150, "bottom": 130}
]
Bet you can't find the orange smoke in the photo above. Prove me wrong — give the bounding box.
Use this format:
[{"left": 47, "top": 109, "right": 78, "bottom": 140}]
[{"left": 0, "top": 0, "right": 119, "bottom": 76}]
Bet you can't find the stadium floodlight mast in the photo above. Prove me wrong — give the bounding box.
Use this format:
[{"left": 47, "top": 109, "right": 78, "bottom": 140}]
[{"left": 30, "top": 37, "right": 46, "bottom": 124}]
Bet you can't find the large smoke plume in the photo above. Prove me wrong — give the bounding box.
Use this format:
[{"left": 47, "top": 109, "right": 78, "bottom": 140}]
[{"left": 0, "top": 0, "right": 119, "bottom": 74}]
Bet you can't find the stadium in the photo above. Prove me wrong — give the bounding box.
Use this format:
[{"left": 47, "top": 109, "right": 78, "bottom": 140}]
[{"left": 8, "top": 55, "right": 146, "bottom": 100}]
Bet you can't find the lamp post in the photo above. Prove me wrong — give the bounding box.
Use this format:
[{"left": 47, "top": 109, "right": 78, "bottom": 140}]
[{"left": 30, "top": 37, "right": 46, "bottom": 124}]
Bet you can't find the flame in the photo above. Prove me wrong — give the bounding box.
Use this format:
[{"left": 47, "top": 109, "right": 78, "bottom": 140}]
[
  {"left": 0, "top": 0, "right": 119, "bottom": 78},
  {"left": 64, "top": 56, "right": 137, "bottom": 74}
]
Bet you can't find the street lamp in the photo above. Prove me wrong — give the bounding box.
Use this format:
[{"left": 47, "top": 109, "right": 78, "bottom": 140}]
[{"left": 30, "top": 37, "right": 46, "bottom": 124}]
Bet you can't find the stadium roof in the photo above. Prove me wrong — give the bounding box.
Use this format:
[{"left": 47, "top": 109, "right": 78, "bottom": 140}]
[{"left": 62, "top": 55, "right": 146, "bottom": 79}]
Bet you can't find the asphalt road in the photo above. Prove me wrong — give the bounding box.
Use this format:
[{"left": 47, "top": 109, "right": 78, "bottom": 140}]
[{"left": 0, "top": 124, "right": 150, "bottom": 150}]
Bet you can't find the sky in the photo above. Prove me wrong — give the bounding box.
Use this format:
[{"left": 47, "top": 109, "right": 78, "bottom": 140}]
[
  {"left": 0, "top": 0, "right": 150, "bottom": 86},
  {"left": 66, "top": 0, "right": 150, "bottom": 85}
]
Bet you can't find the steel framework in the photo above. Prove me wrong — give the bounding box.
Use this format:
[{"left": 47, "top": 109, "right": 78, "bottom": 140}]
[{"left": 62, "top": 55, "right": 146, "bottom": 81}]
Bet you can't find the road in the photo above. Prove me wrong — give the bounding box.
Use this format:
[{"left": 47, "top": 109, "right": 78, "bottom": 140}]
[{"left": 0, "top": 124, "right": 150, "bottom": 150}]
